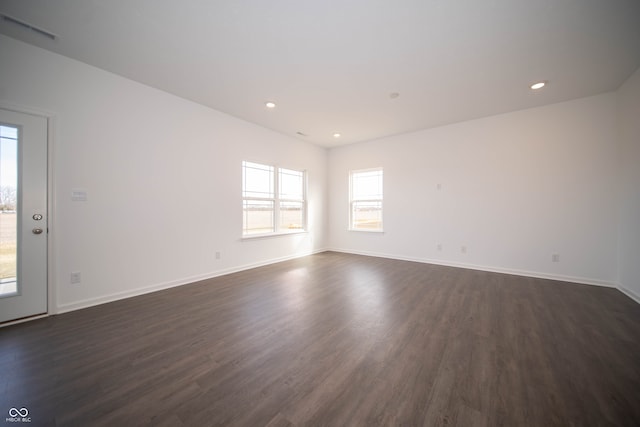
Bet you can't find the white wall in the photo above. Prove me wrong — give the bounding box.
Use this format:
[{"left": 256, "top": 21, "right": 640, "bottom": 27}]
[
  {"left": 328, "top": 94, "right": 620, "bottom": 286},
  {"left": 617, "top": 67, "right": 640, "bottom": 301},
  {"left": 0, "top": 34, "right": 328, "bottom": 313}
]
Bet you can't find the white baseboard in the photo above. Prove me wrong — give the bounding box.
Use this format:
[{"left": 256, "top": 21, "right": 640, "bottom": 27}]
[
  {"left": 328, "top": 247, "right": 619, "bottom": 289},
  {"left": 55, "top": 248, "right": 328, "bottom": 314},
  {"left": 618, "top": 285, "right": 640, "bottom": 304},
  {"left": 52, "top": 247, "right": 636, "bottom": 314}
]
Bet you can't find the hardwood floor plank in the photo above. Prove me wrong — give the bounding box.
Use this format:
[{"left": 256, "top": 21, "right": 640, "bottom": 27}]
[{"left": 1, "top": 252, "right": 639, "bottom": 426}]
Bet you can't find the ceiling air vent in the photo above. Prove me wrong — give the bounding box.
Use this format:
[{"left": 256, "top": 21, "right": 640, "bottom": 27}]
[{"left": 1, "top": 14, "right": 57, "bottom": 40}]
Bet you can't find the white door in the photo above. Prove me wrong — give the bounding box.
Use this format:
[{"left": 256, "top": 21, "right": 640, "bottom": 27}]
[{"left": 0, "top": 109, "right": 48, "bottom": 323}]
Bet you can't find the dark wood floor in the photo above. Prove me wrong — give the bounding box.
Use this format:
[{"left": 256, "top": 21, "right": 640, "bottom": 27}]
[{"left": 1, "top": 252, "right": 639, "bottom": 426}]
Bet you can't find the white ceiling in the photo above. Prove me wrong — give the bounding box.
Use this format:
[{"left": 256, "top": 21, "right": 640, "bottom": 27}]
[{"left": 1, "top": 1, "right": 640, "bottom": 147}]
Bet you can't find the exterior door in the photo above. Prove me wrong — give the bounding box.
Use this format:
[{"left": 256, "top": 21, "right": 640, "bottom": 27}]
[{"left": 0, "top": 108, "right": 48, "bottom": 323}]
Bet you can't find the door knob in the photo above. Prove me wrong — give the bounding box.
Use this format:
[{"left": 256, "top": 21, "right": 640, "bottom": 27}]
[{"left": 32, "top": 228, "right": 43, "bottom": 235}]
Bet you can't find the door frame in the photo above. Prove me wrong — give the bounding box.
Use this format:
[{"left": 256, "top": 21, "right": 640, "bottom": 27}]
[{"left": 0, "top": 101, "right": 56, "bottom": 325}]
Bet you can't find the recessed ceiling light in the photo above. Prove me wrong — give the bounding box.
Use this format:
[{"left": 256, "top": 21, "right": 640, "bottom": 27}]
[
  {"left": 389, "top": 92, "right": 400, "bottom": 99},
  {"left": 333, "top": 133, "right": 341, "bottom": 138},
  {"left": 265, "top": 101, "right": 276, "bottom": 109},
  {"left": 530, "top": 81, "right": 546, "bottom": 90}
]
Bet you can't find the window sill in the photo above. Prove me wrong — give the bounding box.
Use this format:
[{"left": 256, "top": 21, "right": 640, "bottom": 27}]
[
  {"left": 242, "top": 230, "right": 308, "bottom": 240},
  {"left": 348, "top": 229, "right": 385, "bottom": 233}
]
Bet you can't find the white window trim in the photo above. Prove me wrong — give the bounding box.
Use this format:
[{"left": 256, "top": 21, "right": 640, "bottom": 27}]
[
  {"left": 242, "top": 161, "right": 308, "bottom": 238},
  {"left": 241, "top": 229, "right": 307, "bottom": 240},
  {"left": 349, "top": 167, "right": 384, "bottom": 232}
]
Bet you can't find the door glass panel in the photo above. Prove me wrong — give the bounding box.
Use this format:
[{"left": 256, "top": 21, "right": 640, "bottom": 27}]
[{"left": 0, "top": 124, "right": 18, "bottom": 297}]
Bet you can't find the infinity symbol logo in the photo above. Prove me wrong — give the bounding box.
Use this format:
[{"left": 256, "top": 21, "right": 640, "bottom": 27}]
[{"left": 8, "top": 407, "right": 29, "bottom": 417}]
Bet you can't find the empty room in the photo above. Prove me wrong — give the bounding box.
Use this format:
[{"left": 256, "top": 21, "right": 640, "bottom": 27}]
[{"left": 1, "top": 1, "right": 639, "bottom": 426}]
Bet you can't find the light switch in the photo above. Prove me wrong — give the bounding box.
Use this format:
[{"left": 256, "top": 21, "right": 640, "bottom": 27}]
[{"left": 71, "top": 190, "right": 87, "bottom": 202}]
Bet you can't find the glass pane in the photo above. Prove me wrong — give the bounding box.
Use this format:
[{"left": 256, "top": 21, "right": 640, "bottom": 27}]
[
  {"left": 352, "top": 169, "right": 383, "bottom": 200},
  {"left": 243, "top": 200, "right": 274, "bottom": 235},
  {"left": 0, "top": 125, "right": 18, "bottom": 297},
  {"left": 279, "top": 168, "right": 304, "bottom": 200},
  {"left": 279, "top": 201, "right": 304, "bottom": 231},
  {"left": 352, "top": 201, "right": 382, "bottom": 230},
  {"left": 243, "top": 161, "right": 274, "bottom": 198}
]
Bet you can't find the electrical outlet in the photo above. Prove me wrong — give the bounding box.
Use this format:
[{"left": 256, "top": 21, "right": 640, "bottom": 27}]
[
  {"left": 215, "top": 251, "right": 221, "bottom": 260},
  {"left": 552, "top": 253, "right": 560, "bottom": 262},
  {"left": 70, "top": 271, "right": 81, "bottom": 284},
  {"left": 461, "top": 245, "right": 467, "bottom": 254},
  {"left": 437, "top": 243, "right": 442, "bottom": 251}
]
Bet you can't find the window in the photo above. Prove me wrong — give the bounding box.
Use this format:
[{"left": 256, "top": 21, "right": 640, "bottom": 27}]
[
  {"left": 349, "top": 168, "right": 383, "bottom": 231},
  {"left": 242, "top": 161, "right": 306, "bottom": 236}
]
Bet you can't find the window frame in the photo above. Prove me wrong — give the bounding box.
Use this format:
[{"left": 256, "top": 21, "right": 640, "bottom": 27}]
[
  {"left": 349, "top": 167, "right": 384, "bottom": 232},
  {"left": 242, "top": 161, "right": 307, "bottom": 238}
]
